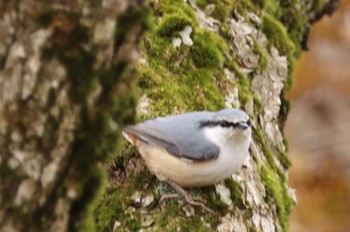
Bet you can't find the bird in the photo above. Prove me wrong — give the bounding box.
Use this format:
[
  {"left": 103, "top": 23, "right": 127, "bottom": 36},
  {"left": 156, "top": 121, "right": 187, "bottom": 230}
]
[{"left": 122, "top": 108, "right": 252, "bottom": 213}]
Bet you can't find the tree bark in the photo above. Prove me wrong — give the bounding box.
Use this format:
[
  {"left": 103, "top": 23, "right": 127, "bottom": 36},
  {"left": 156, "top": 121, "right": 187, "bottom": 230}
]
[
  {"left": 0, "top": 1, "right": 147, "bottom": 231},
  {"left": 0, "top": 0, "right": 338, "bottom": 232}
]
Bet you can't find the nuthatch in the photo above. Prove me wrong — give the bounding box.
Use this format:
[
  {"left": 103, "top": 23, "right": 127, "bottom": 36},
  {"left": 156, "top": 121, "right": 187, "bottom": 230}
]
[{"left": 122, "top": 108, "right": 251, "bottom": 213}]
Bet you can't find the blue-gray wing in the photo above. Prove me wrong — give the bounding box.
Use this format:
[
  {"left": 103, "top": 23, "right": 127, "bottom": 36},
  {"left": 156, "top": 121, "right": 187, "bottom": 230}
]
[{"left": 123, "top": 112, "right": 220, "bottom": 161}]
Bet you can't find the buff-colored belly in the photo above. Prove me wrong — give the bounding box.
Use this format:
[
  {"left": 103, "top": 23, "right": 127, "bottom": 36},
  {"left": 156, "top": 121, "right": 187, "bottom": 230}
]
[{"left": 137, "top": 143, "right": 245, "bottom": 187}]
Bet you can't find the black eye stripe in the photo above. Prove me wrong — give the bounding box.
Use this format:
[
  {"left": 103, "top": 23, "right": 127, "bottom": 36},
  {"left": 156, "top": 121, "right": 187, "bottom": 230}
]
[
  {"left": 220, "top": 120, "right": 236, "bottom": 128},
  {"left": 199, "top": 120, "right": 241, "bottom": 128}
]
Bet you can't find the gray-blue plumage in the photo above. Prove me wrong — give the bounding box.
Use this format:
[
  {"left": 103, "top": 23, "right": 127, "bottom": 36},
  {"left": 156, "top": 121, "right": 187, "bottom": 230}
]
[{"left": 124, "top": 108, "right": 249, "bottom": 161}]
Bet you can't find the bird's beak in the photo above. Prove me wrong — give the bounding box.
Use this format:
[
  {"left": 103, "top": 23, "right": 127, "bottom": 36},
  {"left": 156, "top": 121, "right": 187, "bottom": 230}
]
[{"left": 237, "top": 122, "right": 249, "bottom": 130}]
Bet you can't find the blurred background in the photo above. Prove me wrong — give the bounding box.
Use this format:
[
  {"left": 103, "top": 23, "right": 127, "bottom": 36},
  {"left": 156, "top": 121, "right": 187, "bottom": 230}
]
[{"left": 286, "top": 0, "right": 350, "bottom": 231}]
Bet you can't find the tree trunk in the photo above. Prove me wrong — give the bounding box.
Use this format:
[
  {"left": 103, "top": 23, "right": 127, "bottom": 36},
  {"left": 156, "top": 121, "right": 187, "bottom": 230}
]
[
  {"left": 0, "top": 1, "right": 147, "bottom": 231},
  {"left": 0, "top": 0, "right": 338, "bottom": 232}
]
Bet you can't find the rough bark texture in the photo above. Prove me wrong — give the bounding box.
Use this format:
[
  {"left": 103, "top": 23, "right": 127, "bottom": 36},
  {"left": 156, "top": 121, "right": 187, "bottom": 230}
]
[
  {"left": 0, "top": 0, "right": 338, "bottom": 232},
  {"left": 0, "top": 1, "right": 148, "bottom": 231}
]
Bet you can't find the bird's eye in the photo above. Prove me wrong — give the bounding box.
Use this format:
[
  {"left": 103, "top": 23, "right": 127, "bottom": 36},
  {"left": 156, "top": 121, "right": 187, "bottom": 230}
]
[
  {"left": 220, "top": 120, "right": 229, "bottom": 127},
  {"left": 246, "top": 119, "right": 251, "bottom": 126}
]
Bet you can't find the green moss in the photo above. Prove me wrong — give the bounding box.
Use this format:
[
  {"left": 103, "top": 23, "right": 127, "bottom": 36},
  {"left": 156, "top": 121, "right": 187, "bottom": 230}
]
[
  {"left": 278, "top": 152, "right": 291, "bottom": 169},
  {"left": 212, "top": 6, "right": 229, "bottom": 22},
  {"left": 253, "top": 127, "right": 288, "bottom": 183},
  {"left": 259, "top": 7, "right": 300, "bottom": 93},
  {"left": 138, "top": 63, "right": 226, "bottom": 115},
  {"left": 312, "top": 0, "right": 325, "bottom": 13},
  {"left": 224, "top": 179, "right": 246, "bottom": 209},
  {"left": 137, "top": 64, "right": 186, "bottom": 115},
  {"left": 261, "top": 15, "right": 295, "bottom": 56},
  {"left": 250, "top": 0, "right": 310, "bottom": 58},
  {"left": 279, "top": 1, "right": 309, "bottom": 57},
  {"left": 236, "top": 74, "right": 250, "bottom": 91},
  {"left": 211, "top": 2, "right": 232, "bottom": 22},
  {"left": 183, "top": 70, "right": 226, "bottom": 110},
  {"left": 152, "top": 0, "right": 198, "bottom": 42},
  {"left": 284, "top": 56, "right": 295, "bottom": 91},
  {"left": 156, "top": 13, "right": 194, "bottom": 37},
  {"left": 95, "top": 186, "right": 142, "bottom": 231},
  {"left": 233, "top": 0, "right": 308, "bottom": 59},
  {"left": 237, "top": 87, "right": 251, "bottom": 106},
  {"left": 253, "top": 94, "right": 263, "bottom": 112},
  {"left": 187, "top": 186, "right": 229, "bottom": 216},
  {"left": 139, "top": 24, "right": 229, "bottom": 114},
  {"left": 195, "top": 0, "right": 234, "bottom": 21},
  {"left": 259, "top": 0, "right": 279, "bottom": 16},
  {"left": 219, "top": 24, "right": 231, "bottom": 40},
  {"left": 190, "top": 29, "right": 228, "bottom": 68},
  {"left": 152, "top": 203, "right": 217, "bottom": 231},
  {"left": 157, "top": 0, "right": 197, "bottom": 22},
  {"left": 251, "top": 41, "right": 268, "bottom": 71},
  {"left": 176, "top": 216, "right": 214, "bottom": 231},
  {"left": 282, "top": 137, "right": 290, "bottom": 153},
  {"left": 228, "top": 61, "right": 252, "bottom": 106},
  {"left": 196, "top": 0, "right": 208, "bottom": 8},
  {"left": 231, "top": 0, "right": 259, "bottom": 18},
  {"left": 96, "top": 162, "right": 221, "bottom": 231},
  {"left": 74, "top": 168, "right": 107, "bottom": 232},
  {"left": 260, "top": 166, "right": 295, "bottom": 232},
  {"left": 252, "top": 126, "right": 286, "bottom": 178},
  {"left": 142, "top": 32, "right": 179, "bottom": 69},
  {"left": 95, "top": 152, "right": 155, "bottom": 231}
]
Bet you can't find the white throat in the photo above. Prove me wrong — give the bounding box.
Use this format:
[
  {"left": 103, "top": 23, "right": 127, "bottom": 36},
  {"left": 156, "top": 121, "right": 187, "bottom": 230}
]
[{"left": 203, "top": 126, "right": 251, "bottom": 180}]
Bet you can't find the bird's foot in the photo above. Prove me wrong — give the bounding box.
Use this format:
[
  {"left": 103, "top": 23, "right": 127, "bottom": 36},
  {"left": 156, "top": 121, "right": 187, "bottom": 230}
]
[
  {"left": 161, "top": 180, "right": 217, "bottom": 215},
  {"left": 158, "top": 193, "right": 179, "bottom": 206}
]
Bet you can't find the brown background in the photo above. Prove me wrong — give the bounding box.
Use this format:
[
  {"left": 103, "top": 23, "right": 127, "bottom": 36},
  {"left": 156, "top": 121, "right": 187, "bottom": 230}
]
[{"left": 286, "top": 0, "right": 350, "bottom": 231}]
